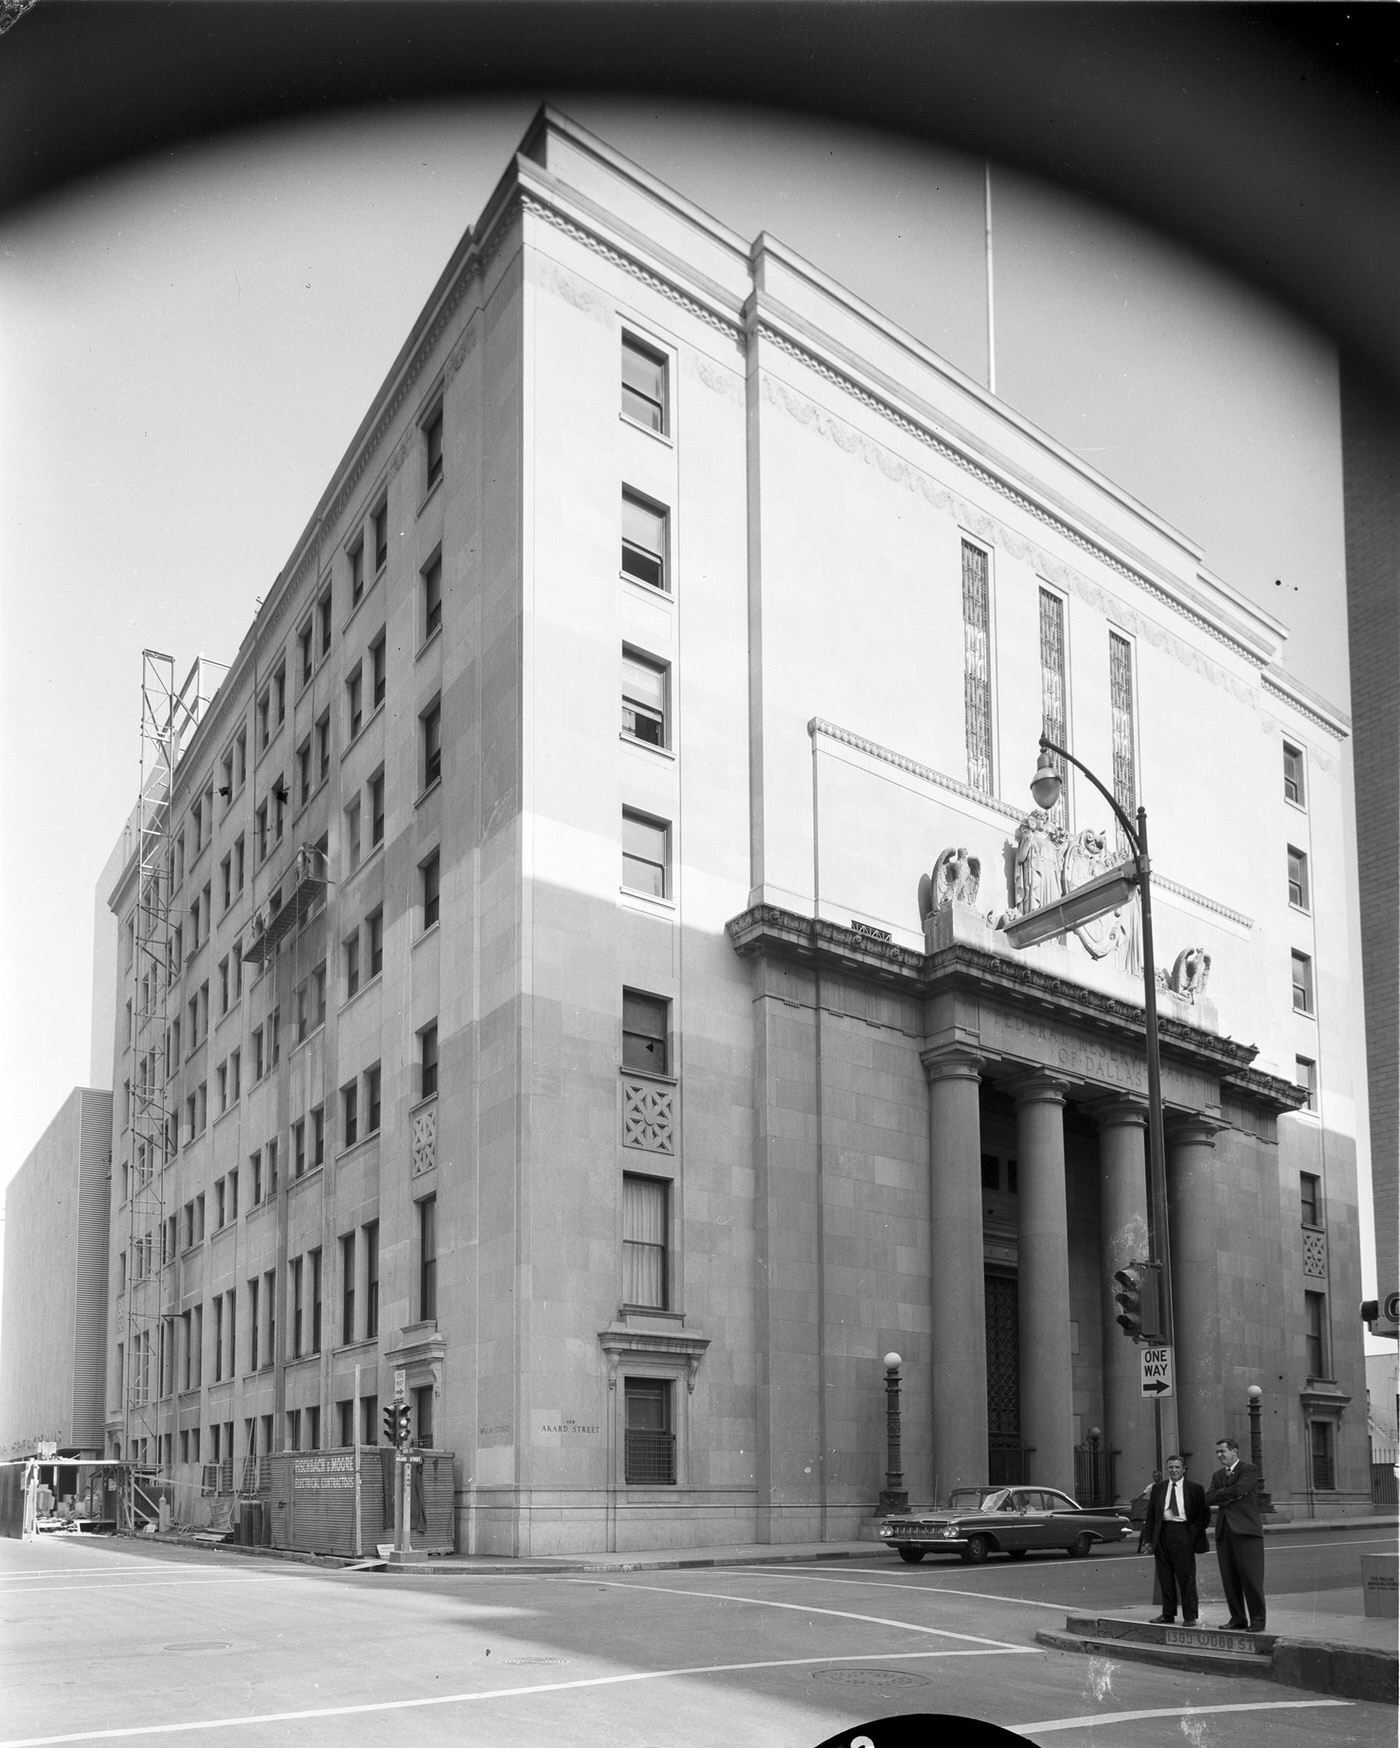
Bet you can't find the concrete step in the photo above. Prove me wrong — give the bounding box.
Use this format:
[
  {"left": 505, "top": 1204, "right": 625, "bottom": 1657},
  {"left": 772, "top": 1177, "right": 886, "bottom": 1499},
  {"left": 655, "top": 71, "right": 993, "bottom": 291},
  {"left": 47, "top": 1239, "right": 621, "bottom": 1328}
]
[{"left": 1036, "top": 1615, "right": 1275, "bottom": 1678}]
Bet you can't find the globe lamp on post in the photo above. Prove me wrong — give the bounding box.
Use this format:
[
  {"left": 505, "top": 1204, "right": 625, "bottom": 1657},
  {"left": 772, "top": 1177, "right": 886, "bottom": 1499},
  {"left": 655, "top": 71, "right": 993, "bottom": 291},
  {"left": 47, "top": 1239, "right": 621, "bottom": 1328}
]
[{"left": 878, "top": 1352, "right": 908, "bottom": 1515}]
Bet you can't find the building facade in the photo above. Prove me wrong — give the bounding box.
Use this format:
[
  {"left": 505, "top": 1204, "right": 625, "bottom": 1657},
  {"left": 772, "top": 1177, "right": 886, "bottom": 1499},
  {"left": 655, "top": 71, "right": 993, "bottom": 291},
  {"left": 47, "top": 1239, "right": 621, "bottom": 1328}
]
[
  {"left": 2, "top": 1088, "right": 113, "bottom": 1457},
  {"left": 102, "top": 109, "right": 1370, "bottom": 1552}
]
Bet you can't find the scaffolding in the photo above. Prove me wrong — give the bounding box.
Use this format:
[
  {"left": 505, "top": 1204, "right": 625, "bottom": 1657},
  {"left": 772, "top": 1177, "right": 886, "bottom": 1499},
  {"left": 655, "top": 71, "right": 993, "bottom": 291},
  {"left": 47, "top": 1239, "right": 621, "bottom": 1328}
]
[{"left": 122, "top": 652, "right": 220, "bottom": 1487}]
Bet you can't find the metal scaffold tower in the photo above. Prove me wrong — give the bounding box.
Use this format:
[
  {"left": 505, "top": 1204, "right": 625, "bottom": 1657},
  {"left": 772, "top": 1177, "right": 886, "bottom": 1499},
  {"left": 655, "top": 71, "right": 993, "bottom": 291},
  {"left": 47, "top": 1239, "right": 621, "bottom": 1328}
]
[{"left": 123, "top": 650, "right": 192, "bottom": 1486}]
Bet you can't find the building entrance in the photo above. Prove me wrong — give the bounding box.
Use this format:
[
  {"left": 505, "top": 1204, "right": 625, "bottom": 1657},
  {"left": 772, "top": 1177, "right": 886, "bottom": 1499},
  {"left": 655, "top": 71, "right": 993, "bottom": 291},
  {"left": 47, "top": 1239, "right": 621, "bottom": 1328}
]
[{"left": 985, "top": 1271, "right": 1024, "bottom": 1485}]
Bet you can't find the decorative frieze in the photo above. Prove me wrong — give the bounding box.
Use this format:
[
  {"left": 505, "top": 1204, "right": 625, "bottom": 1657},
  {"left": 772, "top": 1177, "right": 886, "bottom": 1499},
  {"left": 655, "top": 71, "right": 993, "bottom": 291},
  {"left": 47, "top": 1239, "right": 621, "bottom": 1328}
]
[
  {"left": 412, "top": 1103, "right": 437, "bottom": 1176},
  {"left": 1303, "top": 1230, "right": 1327, "bottom": 1279}
]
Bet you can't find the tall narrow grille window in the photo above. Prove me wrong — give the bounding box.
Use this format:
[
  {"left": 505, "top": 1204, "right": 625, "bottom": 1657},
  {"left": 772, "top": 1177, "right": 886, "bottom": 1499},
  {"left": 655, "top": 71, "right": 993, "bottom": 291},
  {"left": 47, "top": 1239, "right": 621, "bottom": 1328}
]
[
  {"left": 624, "top": 1378, "right": 675, "bottom": 1484},
  {"left": 961, "top": 541, "right": 993, "bottom": 793},
  {"left": 1109, "top": 631, "right": 1136, "bottom": 851},
  {"left": 1039, "top": 588, "right": 1068, "bottom": 823},
  {"left": 623, "top": 1175, "right": 668, "bottom": 1309}
]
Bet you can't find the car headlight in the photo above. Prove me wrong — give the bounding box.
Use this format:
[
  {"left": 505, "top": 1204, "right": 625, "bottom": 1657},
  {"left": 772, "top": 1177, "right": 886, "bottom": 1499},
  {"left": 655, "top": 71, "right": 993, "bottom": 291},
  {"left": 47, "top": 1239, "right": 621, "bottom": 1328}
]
[{"left": 940, "top": 1524, "right": 960, "bottom": 1538}]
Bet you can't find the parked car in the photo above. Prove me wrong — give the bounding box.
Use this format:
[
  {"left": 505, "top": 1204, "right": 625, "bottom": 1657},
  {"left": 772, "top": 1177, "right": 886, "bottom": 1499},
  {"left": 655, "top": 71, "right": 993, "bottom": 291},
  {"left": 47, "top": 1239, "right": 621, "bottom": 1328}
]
[{"left": 879, "top": 1485, "right": 1132, "bottom": 1564}]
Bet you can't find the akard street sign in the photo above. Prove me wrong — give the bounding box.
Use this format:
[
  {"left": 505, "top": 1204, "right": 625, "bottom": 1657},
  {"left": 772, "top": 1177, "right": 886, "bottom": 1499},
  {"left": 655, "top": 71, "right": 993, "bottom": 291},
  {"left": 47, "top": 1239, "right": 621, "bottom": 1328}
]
[{"left": 1141, "top": 1345, "right": 1174, "bottom": 1398}]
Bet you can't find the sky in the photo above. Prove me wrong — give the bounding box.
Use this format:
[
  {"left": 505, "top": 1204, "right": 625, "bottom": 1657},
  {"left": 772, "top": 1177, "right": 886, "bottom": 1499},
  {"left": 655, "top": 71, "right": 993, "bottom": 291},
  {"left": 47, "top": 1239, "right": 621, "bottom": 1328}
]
[{"left": 0, "top": 96, "right": 1361, "bottom": 1261}]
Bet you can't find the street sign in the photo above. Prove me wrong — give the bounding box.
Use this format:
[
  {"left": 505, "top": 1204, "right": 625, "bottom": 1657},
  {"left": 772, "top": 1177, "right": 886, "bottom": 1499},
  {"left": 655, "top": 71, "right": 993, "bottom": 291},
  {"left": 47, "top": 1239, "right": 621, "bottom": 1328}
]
[
  {"left": 393, "top": 1367, "right": 407, "bottom": 1404},
  {"left": 1140, "top": 1345, "right": 1174, "bottom": 1398}
]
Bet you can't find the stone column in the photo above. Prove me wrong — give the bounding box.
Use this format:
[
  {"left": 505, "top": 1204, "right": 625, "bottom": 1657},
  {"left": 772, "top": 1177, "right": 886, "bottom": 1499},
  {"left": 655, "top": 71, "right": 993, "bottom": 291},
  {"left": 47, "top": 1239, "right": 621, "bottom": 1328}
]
[
  {"left": 1012, "top": 1073, "right": 1075, "bottom": 1495},
  {"left": 1168, "top": 1115, "right": 1226, "bottom": 1474},
  {"left": 1095, "top": 1097, "right": 1155, "bottom": 1496},
  {"left": 922, "top": 1048, "right": 987, "bottom": 1500}
]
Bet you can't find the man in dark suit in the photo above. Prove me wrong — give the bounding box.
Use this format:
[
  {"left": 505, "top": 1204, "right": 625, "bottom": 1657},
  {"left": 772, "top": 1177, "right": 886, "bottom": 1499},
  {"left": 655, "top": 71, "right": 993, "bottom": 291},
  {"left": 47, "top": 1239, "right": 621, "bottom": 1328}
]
[
  {"left": 1143, "top": 1454, "right": 1209, "bottom": 1624},
  {"left": 1204, "top": 1435, "right": 1267, "bottom": 1630}
]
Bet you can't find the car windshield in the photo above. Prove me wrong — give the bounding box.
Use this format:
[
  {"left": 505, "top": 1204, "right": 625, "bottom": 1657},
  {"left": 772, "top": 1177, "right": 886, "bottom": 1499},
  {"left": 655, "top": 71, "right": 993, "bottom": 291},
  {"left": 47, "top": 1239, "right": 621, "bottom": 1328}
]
[{"left": 946, "top": 1489, "right": 1004, "bottom": 1512}]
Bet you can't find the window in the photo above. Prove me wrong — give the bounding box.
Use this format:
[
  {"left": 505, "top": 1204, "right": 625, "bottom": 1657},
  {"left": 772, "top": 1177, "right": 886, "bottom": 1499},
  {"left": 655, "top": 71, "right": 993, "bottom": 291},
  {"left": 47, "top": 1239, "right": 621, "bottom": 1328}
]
[
  {"left": 365, "top": 1063, "right": 382, "bottom": 1135},
  {"left": 1300, "top": 1172, "right": 1321, "bottom": 1227},
  {"left": 623, "top": 990, "right": 669, "bottom": 1075},
  {"left": 1284, "top": 742, "right": 1306, "bottom": 808},
  {"left": 312, "top": 961, "right": 326, "bottom": 1028},
  {"left": 624, "top": 1378, "right": 675, "bottom": 1484},
  {"left": 346, "top": 665, "right": 364, "bottom": 739},
  {"left": 373, "top": 501, "right": 389, "bottom": 573},
  {"left": 622, "top": 649, "right": 668, "bottom": 747},
  {"left": 344, "top": 930, "right": 361, "bottom": 997},
  {"left": 413, "top": 1383, "right": 434, "bottom": 1449},
  {"left": 1309, "top": 1419, "right": 1336, "bottom": 1490},
  {"left": 360, "top": 1394, "right": 379, "bottom": 1447},
  {"left": 311, "top": 1104, "right": 325, "bottom": 1168},
  {"left": 252, "top": 1026, "right": 264, "bottom": 1081},
  {"left": 369, "top": 770, "right": 385, "bottom": 848},
  {"left": 345, "top": 797, "right": 362, "bottom": 872},
  {"left": 421, "top": 700, "right": 442, "bottom": 791},
  {"left": 419, "top": 1022, "right": 438, "bottom": 1100},
  {"left": 1304, "top": 1290, "right": 1329, "bottom": 1379},
  {"left": 622, "top": 809, "right": 670, "bottom": 898},
  {"left": 250, "top": 1149, "right": 263, "bottom": 1206},
  {"left": 316, "top": 710, "right": 331, "bottom": 784},
  {"left": 349, "top": 537, "right": 365, "bottom": 606},
  {"left": 1295, "top": 1055, "right": 1317, "bottom": 1112},
  {"left": 370, "top": 633, "right": 386, "bottom": 709},
  {"left": 418, "top": 1196, "right": 437, "bottom": 1321},
  {"left": 273, "top": 663, "right": 286, "bottom": 730},
  {"left": 621, "top": 489, "right": 667, "bottom": 591},
  {"left": 290, "top": 1257, "right": 304, "bottom": 1359},
  {"left": 221, "top": 854, "right": 233, "bottom": 911},
  {"left": 421, "top": 851, "right": 440, "bottom": 930},
  {"left": 1039, "top": 587, "right": 1068, "bottom": 824},
  {"left": 218, "top": 956, "right": 231, "bottom": 1015},
  {"left": 234, "top": 835, "right": 245, "bottom": 894},
  {"left": 270, "top": 1007, "right": 281, "bottom": 1066},
  {"left": 342, "top": 1080, "right": 358, "bottom": 1148},
  {"left": 221, "top": 747, "right": 235, "bottom": 805},
  {"left": 298, "top": 619, "right": 314, "bottom": 685},
  {"left": 287, "top": 1408, "right": 301, "bottom": 1452},
  {"left": 264, "top": 1268, "right": 276, "bottom": 1364},
  {"left": 256, "top": 800, "right": 269, "bottom": 863},
  {"left": 229, "top": 1050, "right": 240, "bottom": 1104},
  {"left": 1288, "top": 846, "right": 1310, "bottom": 911},
  {"left": 293, "top": 1119, "right": 306, "bottom": 1179},
  {"left": 623, "top": 1175, "right": 668, "bottom": 1309},
  {"left": 364, "top": 1221, "right": 379, "bottom": 1338},
  {"left": 621, "top": 332, "right": 668, "bottom": 433},
  {"left": 309, "top": 1248, "right": 322, "bottom": 1354},
  {"left": 317, "top": 587, "right": 333, "bottom": 658},
  {"left": 422, "top": 551, "right": 442, "bottom": 642},
  {"left": 297, "top": 736, "right": 313, "bottom": 806},
  {"left": 267, "top": 1137, "right": 279, "bottom": 1197},
  {"left": 339, "top": 1400, "right": 355, "bottom": 1447},
  {"left": 1291, "top": 950, "right": 1314, "bottom": 1015},
  {"left": 341, "top": 1233, "right": 356, "bottom": 1344},
  {"left": 962, "top": 540, "right": 993, "bottom": 793},
  {"left": 424, "top": 406, "right": 444, "bottom": 491}
]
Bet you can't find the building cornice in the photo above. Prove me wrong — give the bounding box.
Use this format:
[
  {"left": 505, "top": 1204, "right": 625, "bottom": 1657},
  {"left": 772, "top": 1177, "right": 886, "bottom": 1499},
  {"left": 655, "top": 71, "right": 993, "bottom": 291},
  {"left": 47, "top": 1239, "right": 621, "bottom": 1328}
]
[
  {"left": 725, "top": 904, "right": 1304, "bottom": 1116},
  {"left": 1262, "top": 667, "right": 1351, "bottom": 741},
  {"left": 756, "top": 315, "right": 1276, "bottom": 673}
]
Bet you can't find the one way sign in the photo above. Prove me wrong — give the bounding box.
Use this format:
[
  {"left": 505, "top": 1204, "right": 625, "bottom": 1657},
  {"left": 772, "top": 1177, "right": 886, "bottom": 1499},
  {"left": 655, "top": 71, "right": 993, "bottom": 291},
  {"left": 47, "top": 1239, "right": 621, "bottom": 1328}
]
[{"left": 1140, "top": 1345, "right": 1174, "bottom": 1398}]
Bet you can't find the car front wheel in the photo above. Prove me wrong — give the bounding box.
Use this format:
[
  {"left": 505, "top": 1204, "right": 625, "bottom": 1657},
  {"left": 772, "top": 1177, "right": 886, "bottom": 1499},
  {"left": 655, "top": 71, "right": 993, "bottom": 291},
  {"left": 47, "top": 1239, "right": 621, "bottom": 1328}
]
[
  {"left": 960, "top": 1534, "right": 991, "bottom": 1564},
  {"left": 1069, "top": 1532, "right": 1095, "bottom": 1558},
  {"left": 896, "top": 1546, "right": 926, "bottom": 1564}
]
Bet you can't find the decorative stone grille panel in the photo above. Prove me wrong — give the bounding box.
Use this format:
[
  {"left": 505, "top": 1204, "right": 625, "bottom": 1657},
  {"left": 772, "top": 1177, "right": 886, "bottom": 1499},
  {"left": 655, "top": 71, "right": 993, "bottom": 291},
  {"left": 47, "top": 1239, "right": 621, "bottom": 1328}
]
[
  {"left": 412, "top": 1103, "right": 437, "bottom": 1176},
  {"left": 1302, "top": 1230, "right": 1327, "bottom": 1278},
  {"left": 623, "top": 1079, "right": 675, "bottom": 1154}
]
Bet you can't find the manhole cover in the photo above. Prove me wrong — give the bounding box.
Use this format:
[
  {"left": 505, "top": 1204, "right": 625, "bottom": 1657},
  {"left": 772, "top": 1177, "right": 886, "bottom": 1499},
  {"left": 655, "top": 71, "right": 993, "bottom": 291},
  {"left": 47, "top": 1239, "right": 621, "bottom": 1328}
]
[
  {"left": 811, "top": 1669, "right": 929, "bottom": 1689},
  {"left": 502, "top": 1657, "right": 570, "bottom": 1666},
  {"left": 162, "top": 1642, "right": 233, "bottom": 1653}
]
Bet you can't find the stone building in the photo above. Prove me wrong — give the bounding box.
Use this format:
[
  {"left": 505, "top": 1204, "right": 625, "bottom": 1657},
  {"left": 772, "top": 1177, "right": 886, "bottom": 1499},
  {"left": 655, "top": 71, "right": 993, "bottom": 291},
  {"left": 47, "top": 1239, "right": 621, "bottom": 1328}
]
[
  {"left": 2, "top": 1088, "right": 113, "bottom": 1457},
  {"left": 102, "top": 108, "right": 1369, "bottom": 1553}
]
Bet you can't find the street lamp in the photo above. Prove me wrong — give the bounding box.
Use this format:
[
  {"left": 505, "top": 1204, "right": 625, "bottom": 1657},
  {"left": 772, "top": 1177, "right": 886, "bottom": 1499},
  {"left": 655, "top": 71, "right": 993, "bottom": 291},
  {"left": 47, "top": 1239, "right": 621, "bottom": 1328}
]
[
  {"left": 1029, "top": 738, "right": 1174, "bottom": 1459},
  {"left": 1247, "top": 1384, "right": 1273, "bottom": 1515},
  {"left": 878, "top": 1352, "right": 909, "bottom": 1515}
]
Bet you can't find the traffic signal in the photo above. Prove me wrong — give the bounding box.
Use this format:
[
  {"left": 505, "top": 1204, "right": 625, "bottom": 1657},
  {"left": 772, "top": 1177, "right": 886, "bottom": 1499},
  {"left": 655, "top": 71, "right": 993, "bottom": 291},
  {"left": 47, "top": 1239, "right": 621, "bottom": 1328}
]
[
  {"left": 396, "top": 1402, "right": 413, "bottom": 1448},
  {"left": 1113, "top": 1266, "right": 1145, "bottom": 1339},
  {"left": 382, "top": 1405, "right": 399, "bottom": 1447}
]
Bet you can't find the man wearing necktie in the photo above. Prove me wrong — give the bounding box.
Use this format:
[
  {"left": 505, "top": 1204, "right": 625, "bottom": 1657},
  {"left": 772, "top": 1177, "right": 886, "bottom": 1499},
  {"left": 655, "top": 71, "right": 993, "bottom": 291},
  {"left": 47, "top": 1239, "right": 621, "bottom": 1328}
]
[
  {"left": 1205, "top": 1435, "right": 1267, "bottom": 1630},
  {"left": 1143, "top": 1454, "right": 1208, "bottom": 1624}
]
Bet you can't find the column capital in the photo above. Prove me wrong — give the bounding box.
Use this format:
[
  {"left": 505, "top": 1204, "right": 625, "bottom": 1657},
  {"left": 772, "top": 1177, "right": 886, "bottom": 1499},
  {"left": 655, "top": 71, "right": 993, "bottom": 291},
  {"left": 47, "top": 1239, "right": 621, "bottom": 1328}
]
[
  {"left": 1087, "top": 1093, "right": 1150, "bottom": 1132},
  {"left": 1166, "top": 1112, "right": 1228, "bottom": 1149},
  {"left": 920, "top": 1045, "right": 984, "bottom": 1085},
  {"left": 1005, "top": 1068, "right": 1074, "bottom": 1108}
]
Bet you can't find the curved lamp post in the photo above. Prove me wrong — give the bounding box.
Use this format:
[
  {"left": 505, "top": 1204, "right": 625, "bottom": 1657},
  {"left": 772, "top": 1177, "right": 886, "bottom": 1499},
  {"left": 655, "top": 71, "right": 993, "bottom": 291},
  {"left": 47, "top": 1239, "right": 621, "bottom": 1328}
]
[{"left": 1029, "top": 738, "right": 1175, "bottom": 1407}]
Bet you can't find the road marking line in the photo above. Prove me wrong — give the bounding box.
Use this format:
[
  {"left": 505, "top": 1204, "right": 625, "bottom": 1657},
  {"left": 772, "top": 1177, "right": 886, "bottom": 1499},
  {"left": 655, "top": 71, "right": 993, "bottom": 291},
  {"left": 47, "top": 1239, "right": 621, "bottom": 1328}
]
[
  {"left": 0, "top": 1648, "right": 1035, "bottom": 1746},
  {"left": 1010, "top": 1699, "right": 1352, "bottom": 1734},
  {"left": 720, "top": 1567, "right": 1077, "bottom": 1611},
  {"left": 572, "top": 1577, "right": 1032, "bottom": 1647}
]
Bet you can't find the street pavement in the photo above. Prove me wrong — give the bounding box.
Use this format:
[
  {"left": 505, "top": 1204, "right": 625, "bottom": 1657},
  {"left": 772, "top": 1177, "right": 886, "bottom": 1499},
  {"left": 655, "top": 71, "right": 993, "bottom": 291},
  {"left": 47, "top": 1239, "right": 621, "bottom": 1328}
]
[{"left": 0, "top": 1519, "right": 1393, "bottom": 1747}]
